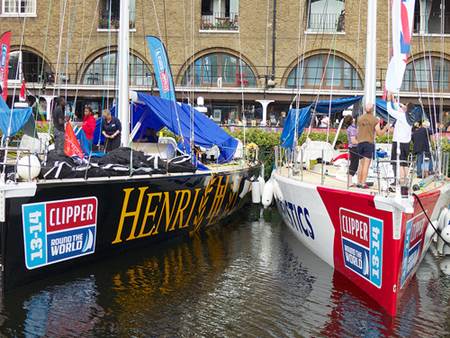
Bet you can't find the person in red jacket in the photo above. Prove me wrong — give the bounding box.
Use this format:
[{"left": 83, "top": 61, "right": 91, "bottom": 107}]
[{"left": 82, "top": 106, "right": 96, "bottom": 146}]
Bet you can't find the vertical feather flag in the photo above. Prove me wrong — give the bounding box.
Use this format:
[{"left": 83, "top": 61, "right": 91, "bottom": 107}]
[
  {"left": 0, "top": 31, "right": 11, "bottom": 101},
  {"left": 385, "top": 0, "right": 416, "bottom": 92},
  {"left": 146, "top": 36, "right": 176, "bottom": 101},
  {"left": 64, "top": 123, "right": 84, "bottom": 158}
]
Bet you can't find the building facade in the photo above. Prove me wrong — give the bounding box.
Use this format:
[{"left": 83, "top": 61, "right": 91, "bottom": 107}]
[{"left": 1, "top": 0, "right": 449, "bottom": 123}]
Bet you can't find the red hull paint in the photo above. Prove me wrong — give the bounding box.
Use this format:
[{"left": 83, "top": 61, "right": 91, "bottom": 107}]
[{"left": 317, "top": 186, "right": 440, "bottom": 316}]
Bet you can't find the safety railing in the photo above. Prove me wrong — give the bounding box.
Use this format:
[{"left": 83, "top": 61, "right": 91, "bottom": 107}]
[
  {"left": 273, "top": 145, "right": 435, "bottom": 198},
  {"left": 200, "top": 12, "right": 239, "bottom": 31}
]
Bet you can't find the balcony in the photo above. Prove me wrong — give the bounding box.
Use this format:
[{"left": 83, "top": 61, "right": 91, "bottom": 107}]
[
  {"left": 200, "top": 12, "right": 239, "bottom": 31},
  {"left": 307, "top": 13, "right": 345, "bottom": 33},
  {"left": 97, "top": 6, "right": 136, "bottom": 31}
]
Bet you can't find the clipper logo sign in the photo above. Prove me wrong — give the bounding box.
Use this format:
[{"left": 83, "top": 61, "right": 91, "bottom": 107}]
[
  {"left": 22, "top": 197, "right": 97, "bottom": 270},
  {"left": 156, "top": 49, "right": 170, "bottom": 93},
  {"left": 400, "top": 213, "right": 426, "bottom": 288},
  {"left": 340, "top": 208, "right": 383, "bottom": 288}
]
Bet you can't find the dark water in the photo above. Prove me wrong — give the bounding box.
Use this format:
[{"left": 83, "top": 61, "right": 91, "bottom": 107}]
[{"left": 1, "top": 207, "right": 450, "bottom": 337}]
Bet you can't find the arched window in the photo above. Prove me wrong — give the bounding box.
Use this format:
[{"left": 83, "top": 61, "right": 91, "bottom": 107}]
[
  {"left": 8, "top": 50, "right": 52, "bottom": 83},
  {"left": 402, "top": 57, "right": 450, "bottom": 92},
  {"left": 286, "top": 54, "right": 362, "bottom": 90},
  {"left": 181, "top": 53, "right": 257, "bottom": 87},
  {"left": 82, "top": 52, "right": 152, "bottom": 86}
]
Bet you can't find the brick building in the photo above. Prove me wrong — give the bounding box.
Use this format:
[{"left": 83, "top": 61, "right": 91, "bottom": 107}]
[{"left": 0, "top": 0, "right": 449, "bottom": 124}]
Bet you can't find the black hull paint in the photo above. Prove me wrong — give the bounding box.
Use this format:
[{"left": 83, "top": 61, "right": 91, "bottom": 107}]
[{"left": 2, "top": 165, "right": 260, "bottom": 289}]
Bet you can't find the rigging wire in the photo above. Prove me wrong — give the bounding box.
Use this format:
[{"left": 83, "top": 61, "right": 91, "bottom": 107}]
[
  {"left": 150, "top": 0, "right": 184, "bottom": 147},
  {"left": 53, "top": 0, "right": 69, "bottom": 98}
]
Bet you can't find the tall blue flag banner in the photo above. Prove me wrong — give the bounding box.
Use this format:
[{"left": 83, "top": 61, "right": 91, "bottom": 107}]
[{"left": 146, "top": 36, "right": 176, "bottom": 101}]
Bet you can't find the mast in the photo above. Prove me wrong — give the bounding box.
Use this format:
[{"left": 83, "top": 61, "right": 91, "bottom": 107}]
[
  {"left": 118, "top": 0, "right": 130, "bottom": 146},
  {"left": 364, "top": 0, "right": 377, "bottom": 106}
]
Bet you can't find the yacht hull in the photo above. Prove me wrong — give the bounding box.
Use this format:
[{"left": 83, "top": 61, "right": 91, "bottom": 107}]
[
  {"left": 1, "top": 165, "right": 260, "bottom": 289},
  {"left": 274, "top": 172, "right": 450, "bottom": 316}
]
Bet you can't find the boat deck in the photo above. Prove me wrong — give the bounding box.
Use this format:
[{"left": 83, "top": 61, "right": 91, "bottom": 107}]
[{"left": 276, "top": 164, "right": 445, "bottom": 196}]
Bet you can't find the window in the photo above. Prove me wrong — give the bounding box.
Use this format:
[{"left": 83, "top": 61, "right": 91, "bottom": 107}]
[
  {"left": 8, "top": 50, "right": 53, "bottom": 83},
  {"left": 286, "top": 54, "right": 362, "bottom": 90},
  {"left": 307, "top": 0, "right": 345, "bottom": 33},
  {"left": 200, "top": 0, "right": 239, "bottom": 31},
  {"left": 414, "top": 0, "right": 450, "bottom": 35},
  {"left": 181, "top": 53, "right": 256, "bottom": 88},
  {"left": 82, "top": 52, "right": 152, "bottom": 86},
  {"left": 1, "top": 0, "right": 36, "bottom": 16},
  {"left": 98, "top": 0, "right": 135, "bottom": 30},
  {"left": 402, "top": 57, "right": 450, "bottom": 92}
]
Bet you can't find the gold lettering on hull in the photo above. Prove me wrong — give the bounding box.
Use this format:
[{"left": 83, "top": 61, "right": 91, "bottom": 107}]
[{"left": 112, "top": 174, "right": 246, "bottom": 244}]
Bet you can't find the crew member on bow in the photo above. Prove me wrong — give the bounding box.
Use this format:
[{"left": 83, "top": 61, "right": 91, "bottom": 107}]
[{"left": 386, "top": 92, "right": 413, "bottom": 192}]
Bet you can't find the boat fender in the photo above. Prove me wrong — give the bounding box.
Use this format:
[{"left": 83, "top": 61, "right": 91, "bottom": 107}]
[
  {"left": 258, "top": 175, "right": 265, "bottom": 198},
  {"left": 17, "top": 155, "right": 41, "bottom": 180},
  {"left": 439, "top": 257, "right": 450, "bottom": 276},
  {"left": 239, "top": 179, "right": 251, "bottom": 199},
  {"left": 272, "top": 180, "right": 284, "bottom": 202},
  {"left": 438, "top": 208, "right": 450, "bottom": 232},
  {"left": 437, "top": 221, "right": 450, "bottom": 255},
  {"left": 262, "top": 179, "right": 274, "bottom": 208},
  {"left": 231, "top": 174, "right": 241, "bottom": 193},
  {"left": 252, "top": 181, "right": 261, "bottom": 204}
]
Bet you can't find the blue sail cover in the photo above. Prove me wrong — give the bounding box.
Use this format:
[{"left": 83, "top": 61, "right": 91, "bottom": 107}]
[
  {"left": 312, "top": 96, "right": 363, "bottom": 114},
  {"left": 133, "top": 93, "right": 238, "bottom": 162},
  {"left": 280, "top": 96, "right": 363, "bottom": 148},
  {"left": 280, "top": 106, "right": 312, "bottom": 148},
  {"left": 0, "top": 96, "right": 32, "bottom": 137}
]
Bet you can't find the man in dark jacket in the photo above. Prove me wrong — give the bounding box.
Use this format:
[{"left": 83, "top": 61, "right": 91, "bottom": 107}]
[
  {"left": 412, "top": 121, "right": 433, "bottom": 178},
  {"left": 52, "top": 97, "right": 66, "bottom": 154}
]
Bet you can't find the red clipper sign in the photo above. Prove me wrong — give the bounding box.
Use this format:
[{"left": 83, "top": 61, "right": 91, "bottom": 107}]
[{"left": 22, "top": 197, "right": 98, "bottom": 269}]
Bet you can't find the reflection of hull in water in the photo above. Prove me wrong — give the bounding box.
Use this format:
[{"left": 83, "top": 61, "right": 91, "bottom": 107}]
[
  {"left": 274, "top": 171, "right": 450, "bottom": 316},
  {"left": 3, "top": 165, "right": 259, "bottom": 289},
  {"left": 0, "top": 224, "right": 231, "bottom": 337}
]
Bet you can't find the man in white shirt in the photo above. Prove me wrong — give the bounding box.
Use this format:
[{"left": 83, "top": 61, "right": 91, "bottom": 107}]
[{"left": 386, "top": 92, "right": 413, "bottom": 188}]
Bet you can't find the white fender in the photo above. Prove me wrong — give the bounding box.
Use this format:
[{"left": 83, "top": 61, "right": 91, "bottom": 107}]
[
  {"left": 239, "top": 179, "right": 251, "bottom": 199},
  {"left": 440, "top": 257, "right": 450, "bottom": 276},
  {"left": 273, "top": 179, "right": 284, "bottom": 202},
  {"left": 437, "top": 222, "right": 450, "bottom": 255},
  {"left": 252, "top": 180, "right": 261, "bottom": 203},
  {"left": 232, "top": 174, "right": 241, "bottom": 193},
  {"left": 438, "top": 208, "right": 449, "bottom": 232},
  {"left": 262, "top": 179, "right": 274, "bottom": 208},
  {"left": 258, "top": 176, "right": 265, "bottom": 198}
]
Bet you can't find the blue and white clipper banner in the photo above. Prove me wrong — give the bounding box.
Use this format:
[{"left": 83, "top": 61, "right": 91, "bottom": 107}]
[{"left": 146, "top": 36, "right": 176, "bottom": 101}]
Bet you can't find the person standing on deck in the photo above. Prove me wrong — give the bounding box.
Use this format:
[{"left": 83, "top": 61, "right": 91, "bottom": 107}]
[
  {"left": 343, "top": 115, "right": 359, "bottom": 185},
  {"left": 52, "top": 97, "right": 66, "bottom": 155},
  {"left": 386, "top": 92, "right": 413, "bottom": 189},
  {"left": 412, "top": 120, "right": 433, "bottom": 178},
  {"left": 356, "top": 103, "right": 389, "bottom": 188},
  {"left": 101, "top": 109, "right": 122, "bottom": 152},
  {"left": 82, "top": 106, "right": 96, "bottom": 149}
]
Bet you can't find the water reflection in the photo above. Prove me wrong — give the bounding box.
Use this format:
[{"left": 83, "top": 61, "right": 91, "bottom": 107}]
[{"left": 0, "top": 207, "right": 450, "bottom": 337}]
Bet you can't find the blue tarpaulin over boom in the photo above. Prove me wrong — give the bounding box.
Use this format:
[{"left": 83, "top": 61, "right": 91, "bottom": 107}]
[
  {"left": 280, "top": 96, "right": 363, "bottom": 148},
  {"left": 312, "top": 96, "right": 363, "bottom": 114},
  {"left": 0, "top": 96, "right": 32, "bottom": 137},
  {"left": 133, "top": 93, "right": 238, "bottom": 162},
  {"left": 280, "top": 106, "right": 312, "bottom": 149}
]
